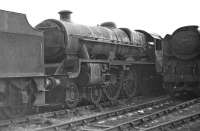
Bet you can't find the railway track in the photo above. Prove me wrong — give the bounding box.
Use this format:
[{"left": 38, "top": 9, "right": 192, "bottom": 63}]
[
  {"left": 0, "top": 96, "right": 128, "bottom": 120},
  {"left": 3, "top": 95, "right": 200, "bottom": 131},
  {"left": 142, "top": 111, "right": 200, "bottom": 131},
  {"left": 28, "top": 96, "right": 198, "bottom": 131},
  {"left": 1, "top": 95, "right": 176, "bottom": 131},
  {"left": 94, "top": 97, "right": 200, "bottom": 131},
  {"left": 174, "top": 112, "right": 200, "bottom": 131},
  {"left": 0, "top": 96, "right": 165, "bottom": 130},
  {"left": 0, "top": 95, "right": 137, "bottom": 121}
]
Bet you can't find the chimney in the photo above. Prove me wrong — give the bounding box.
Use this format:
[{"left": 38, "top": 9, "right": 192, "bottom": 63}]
[{"left": 58, "top": 10, "right": 72, "bottom": 22}]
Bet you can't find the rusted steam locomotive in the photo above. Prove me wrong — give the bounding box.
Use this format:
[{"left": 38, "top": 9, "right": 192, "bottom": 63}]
[
  {"left": 0, "top": 10, "right": 160, "bottom": 118},
  {"left": 156, "top": 25, "right": 200, "bottom": 96}
]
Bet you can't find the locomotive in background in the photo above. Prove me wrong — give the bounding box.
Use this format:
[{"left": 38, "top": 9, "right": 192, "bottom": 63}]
[
  {"left": 0, "top": 10, "right": 162, "bottom": 119},
  {"left": 155, "top": 25, "right": 200, "bottom": 97}
]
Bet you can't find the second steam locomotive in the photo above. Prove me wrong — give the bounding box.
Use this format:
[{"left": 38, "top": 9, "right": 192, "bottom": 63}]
[{"left": 155, "top": 25, "right": 200, "bottom": 97}]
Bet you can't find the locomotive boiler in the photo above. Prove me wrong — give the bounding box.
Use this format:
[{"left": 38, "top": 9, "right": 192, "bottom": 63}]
[
  {"left": 155, "top": 25, "right": 200, "bottom": 96},
  {"left": 36, "top": 10, "right": 158, "bottom": 107}
]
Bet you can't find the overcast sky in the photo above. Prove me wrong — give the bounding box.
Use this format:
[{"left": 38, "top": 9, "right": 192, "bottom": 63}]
[{"left": 1, "top": 0, "right": 199, "bottom": 36}]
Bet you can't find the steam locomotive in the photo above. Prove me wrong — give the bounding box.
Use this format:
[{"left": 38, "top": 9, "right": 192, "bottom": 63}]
[
  {"left": 0, "top": 10, "right": 161, "bottom": 119},
  {"left": 155, "top": 25, "right": 200, "bottom": 97}
]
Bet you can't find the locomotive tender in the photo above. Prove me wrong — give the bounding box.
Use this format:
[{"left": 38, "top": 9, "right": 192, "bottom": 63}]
[
  {"left": 0, "top": 10, "right": 160, "bottom": 118},
  {"left": 156, "top": 25, "right": 200, "bottom": 96}
]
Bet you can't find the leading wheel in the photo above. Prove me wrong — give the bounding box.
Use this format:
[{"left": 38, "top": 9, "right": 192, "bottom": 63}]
[
  {"left": 123, "top": 69, "right": 138, "bottom": 98},
  {"left": 65, "top": 82, "right": 80, "bottom": 108}
]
